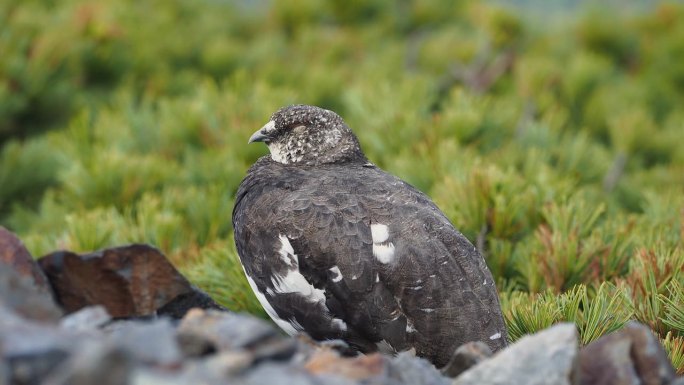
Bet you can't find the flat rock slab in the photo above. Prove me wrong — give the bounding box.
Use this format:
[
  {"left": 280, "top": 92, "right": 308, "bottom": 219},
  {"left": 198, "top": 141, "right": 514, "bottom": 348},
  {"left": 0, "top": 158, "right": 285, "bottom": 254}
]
[
  {"left": 38, "top": 244, "right": 223, "bottom": 318},
  {"left": 453, "top": 323, "right": 579, "bottom": 385}
]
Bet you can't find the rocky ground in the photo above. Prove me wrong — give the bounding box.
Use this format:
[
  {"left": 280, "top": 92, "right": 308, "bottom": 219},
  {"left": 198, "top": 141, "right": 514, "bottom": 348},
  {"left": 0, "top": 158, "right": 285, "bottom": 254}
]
[{"left": 0, "top": 226, "right": 682, "bottom": 385}]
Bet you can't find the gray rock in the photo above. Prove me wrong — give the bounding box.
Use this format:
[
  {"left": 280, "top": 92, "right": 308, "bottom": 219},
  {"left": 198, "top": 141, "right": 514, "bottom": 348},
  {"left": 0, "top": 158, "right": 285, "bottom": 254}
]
[
  {"left": 0, "top": 359, "right": 8, "bottom": 385},
  {"left": 130, "top": 369, "right": 181, "bottom": 385},
  {"left": 0, "top": 265, "right": 62, "bottom": 323},
  {"left": 452, "top": 323, "right": 579, "bottom": 385},
  {"left": 251, "top": 336, "right": 299, "bottom": 364},
  {"left": 60, "top": 306, "right": 112, "bottom": 332},
  {"left": 0, "top": 303, "right": 81, "bottom": 357},
  {"left": 389, "top": 351, "right": 451, "bottom": 385},
  {"left": 239, "top": 363, "right": 333, "bottom": 385},
  {"left": 42, "top": 340, "right": 134, "bottom": 385},
  {"left": 130, "top": 367, "right": 226, "bottom": 385},
  {"left": 441, "top": 341, "right": 493, "bottom": 378},
  {"left": 578, "top": 321, "right": 676, "bottom": 385},
  {"left": 105, "top": 318, "right": 182, "bottom": 367},
  {"left": 177, "top": 309, "right": 278, "bottom": 352},
  {"left": 197, "top": 350, "right": 255, "bottom": 377},
  {"left": 6, "top": 349, "right": 69, "bottom": 385},
  {"left": 0, "top": 304, "right": 87, "bottom": 385},
  {"left": 0, "top": 227, "right": 53, "bottom": 296}
]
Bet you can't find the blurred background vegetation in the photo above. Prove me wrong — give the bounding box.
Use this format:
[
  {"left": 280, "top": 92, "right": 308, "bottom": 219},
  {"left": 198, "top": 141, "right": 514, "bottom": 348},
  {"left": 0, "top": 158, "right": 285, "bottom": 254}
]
[{"left": 1, "top": 0, "right": 683, "bottom": 373}]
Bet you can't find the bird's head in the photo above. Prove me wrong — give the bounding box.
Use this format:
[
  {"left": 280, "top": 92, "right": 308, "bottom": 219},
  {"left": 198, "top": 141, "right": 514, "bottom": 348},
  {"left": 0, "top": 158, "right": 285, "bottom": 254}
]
[{"left": 248, "top": 105, "right": 364, "bottom": 165}]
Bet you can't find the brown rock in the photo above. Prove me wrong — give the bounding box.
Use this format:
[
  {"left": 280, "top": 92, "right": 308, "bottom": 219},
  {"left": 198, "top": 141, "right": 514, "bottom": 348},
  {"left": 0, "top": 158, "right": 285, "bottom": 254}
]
[
  {"left": 579, "top": 321, "right": 676, "bottom": 385},
  {"left": 442, "top": 341, "right": 493, "bottom": 378},
  {"left": 305, "top": 348, "right": 386, "bottom": 380},
  {"left": 0, "top": 227, "right": 51, "bottom": 293},
  {"left": 37, "top": 244, "right": 222, "bottom": 318}
]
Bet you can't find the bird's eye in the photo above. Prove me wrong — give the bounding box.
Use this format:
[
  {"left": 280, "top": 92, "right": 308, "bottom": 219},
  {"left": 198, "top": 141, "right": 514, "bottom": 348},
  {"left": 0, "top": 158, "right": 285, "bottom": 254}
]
[{"left": 291, "top": 125, "right": 307, "bottom": 134}]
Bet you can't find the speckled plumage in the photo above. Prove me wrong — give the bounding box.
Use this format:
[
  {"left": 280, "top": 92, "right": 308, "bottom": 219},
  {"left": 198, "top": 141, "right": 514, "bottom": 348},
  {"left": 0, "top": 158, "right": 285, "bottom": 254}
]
[{"left": 233, "top": 105, "right": 507, "bottom": 368}]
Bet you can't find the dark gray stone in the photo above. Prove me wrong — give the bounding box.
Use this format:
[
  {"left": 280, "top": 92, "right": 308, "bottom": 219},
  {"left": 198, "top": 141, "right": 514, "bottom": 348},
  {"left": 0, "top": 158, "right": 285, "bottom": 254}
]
[
  {"left": 240, "top": 363, "right": 329, "bottom": 385},
  {"left": 0, "top": 265, "right": 62, "bottom": 323},
  {"left": 0, "top": 358, "right": 8, "bottom": 385},
  {"left": 389, "top": 351, "right": 451, "bottom": 385},
  {"left": 197, "top": 351, "right": 254, "bottom": 377},
  {"left": 156, "top": 288, "right": 226, "bottom": 319},
  {"left": 42, "top": 341, "right": 134, "bottom": 385},
  {"left": 441, "top": 341, "right": 492, "bottom": 378},
  {"left": 0, "top": 304, "right": 80, "bottom": 357},
  {"left": 0, "top": 227, "right": 52, "bottom": 295},
  {"left": 105, "top": 318, "right": 182, "bottom": 367},
  {"left": 251, "top": 336, "right": 299, "bottom": 364},
  {"left": 0, "top": 304, "right": 81, "bottom": 385},
  {"left": 176, "top": 309, "right": 278, "bottom": 352},
  {"left": 6, "top": 349, "right": 69, "bottom": 385}
]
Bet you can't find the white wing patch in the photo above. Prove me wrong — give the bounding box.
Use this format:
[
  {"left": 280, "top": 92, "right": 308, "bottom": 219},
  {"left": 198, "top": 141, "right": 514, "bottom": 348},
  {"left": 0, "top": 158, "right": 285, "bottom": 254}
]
[
  {"left": 332, "top": 318, "right": 348, "bottom": 332},
  {"left": 244, "top": 274, "right": 298, "bottom": 336},
  {"left": 373, "top": 243, "right": 395, "bottom": 264},
  {"left": 489, "top": 332, "right": 502, "bottom": 340},
  {"left": 371, "top": 224, "right": 390, "bottom": 243},
  {"left": 278, "top": 234, "right": 295, "bottom": 266},
  {"left": 329, "top": 266, "right": 343, "bottom": 283},
  {"left": 271, "top": 235, "right": 327, "bottom": 303},
  {"left": 371, "top": 223, "right": 395, "bottom": 264}
]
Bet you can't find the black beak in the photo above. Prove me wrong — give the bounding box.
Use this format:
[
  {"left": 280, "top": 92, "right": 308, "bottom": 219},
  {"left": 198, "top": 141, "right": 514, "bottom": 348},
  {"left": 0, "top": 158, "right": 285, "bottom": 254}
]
[
  {"left": 248, "top": 121, "right": 275, "bottom": 144},
  {"left": 248, "top": 129, "right": 269, "bottom": 144}
]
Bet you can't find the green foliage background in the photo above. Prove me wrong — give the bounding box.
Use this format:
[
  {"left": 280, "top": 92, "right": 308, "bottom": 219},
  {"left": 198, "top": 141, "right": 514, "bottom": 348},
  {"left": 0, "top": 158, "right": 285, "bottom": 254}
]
[{"left": 1, "top": 0, "right": 683, "bottom": 372}]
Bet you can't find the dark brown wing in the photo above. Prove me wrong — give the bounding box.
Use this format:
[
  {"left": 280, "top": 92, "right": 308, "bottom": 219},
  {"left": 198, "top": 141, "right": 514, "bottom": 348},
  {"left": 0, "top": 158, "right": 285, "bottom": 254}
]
[{"left": 233, "top": 157, "right": 507, "bottom": 367}]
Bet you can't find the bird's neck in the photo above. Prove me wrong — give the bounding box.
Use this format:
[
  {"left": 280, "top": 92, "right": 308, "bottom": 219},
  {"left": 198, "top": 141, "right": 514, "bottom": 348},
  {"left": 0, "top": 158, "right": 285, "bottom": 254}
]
[{"left": 269, "top": 135, "right": 367, "bottom": 166}]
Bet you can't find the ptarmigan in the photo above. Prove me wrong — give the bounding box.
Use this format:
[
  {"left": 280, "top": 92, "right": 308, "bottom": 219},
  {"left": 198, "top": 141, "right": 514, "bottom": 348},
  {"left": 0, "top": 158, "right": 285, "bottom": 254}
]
[{"left": 232, "top": 105, "right": 507, "bottom": 368}]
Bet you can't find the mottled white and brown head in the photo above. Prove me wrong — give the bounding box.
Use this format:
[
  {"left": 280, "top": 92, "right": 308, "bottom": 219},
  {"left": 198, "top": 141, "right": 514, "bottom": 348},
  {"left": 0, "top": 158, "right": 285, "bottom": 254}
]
[{"left": 248, "top": 105, "right": 365, "bottom": 165}]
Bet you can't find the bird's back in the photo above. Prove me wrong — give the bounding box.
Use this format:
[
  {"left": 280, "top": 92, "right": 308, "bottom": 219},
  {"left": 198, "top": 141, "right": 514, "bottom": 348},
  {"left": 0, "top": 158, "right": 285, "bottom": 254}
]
[{"left": 233, "top": 156, "right": 507, "bottom": 368}]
